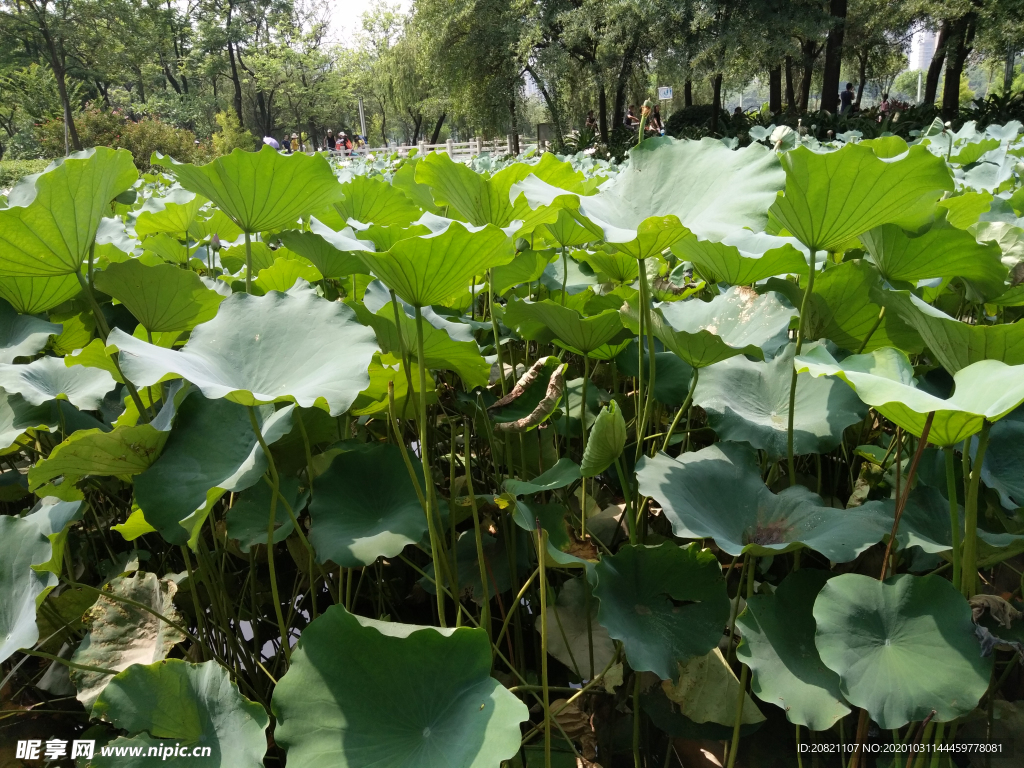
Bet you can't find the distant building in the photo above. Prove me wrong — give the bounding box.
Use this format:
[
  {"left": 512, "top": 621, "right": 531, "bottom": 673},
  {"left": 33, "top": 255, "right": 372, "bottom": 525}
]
[{"left": 911, "top": 28, "right": 937, "bottom": 72}]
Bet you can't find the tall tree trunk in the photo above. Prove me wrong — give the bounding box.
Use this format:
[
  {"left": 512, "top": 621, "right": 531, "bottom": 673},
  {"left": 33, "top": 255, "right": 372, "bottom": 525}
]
[
  {"left": 924, "top": 20, "right": 950, "bottom": 105},
  {"left": 429, "top": 112, "right": 446, "bottom": 144},
  {"left": 38, "top": 25, "right": 81, "bottom": 151},
  {"left": 769, "top": 66, "right": 782, "bottom": 113},
  {"left": 408, "top": 110, "right": 423, "bottom": 144},
  {"left": 613, "top": 30, "right": 642, "bottom": 130},
  {"left": 798, "top": 40, "right": 819, "bottom": 112},
  {"left": 509, "top": 99, "right": 520, "bottom": 154},
  {"left": 942, "top": 13, "right": 976, "bottom": 120},
  {"left": 820, "top": 0, "right": 847, "bottom": 113},
  {"left": 525, "top": 64, "right": 564, "bottom": 149},
  {"left": 597, "top": 81, "right": 608, "bottom": 143},
  {"left": 855, "top": 50, "right": 868, "bottom": 105},
  {"left": 710, "top": 73, "right": 722, "bottom": 133},
  {"left": 307, "top": 119, "right": 319, "bottom": 150},
  {"left": 785, "top": 56, "right": 796, "bottom": 111},
  {"left": 226, "top": 41, "right": 244, "bottom": 127},
  {"left": 684, "top": 79, "right": 693, "bottom": 107}
]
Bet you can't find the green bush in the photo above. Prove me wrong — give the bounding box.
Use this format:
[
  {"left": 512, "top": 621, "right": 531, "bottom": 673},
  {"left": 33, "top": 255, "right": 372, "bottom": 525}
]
[
  {"left": 0, "top": 158, "right": 49, "bottom": 188},
  {"left": 212, "top": 110, "right": 256, "bottom": 155}
]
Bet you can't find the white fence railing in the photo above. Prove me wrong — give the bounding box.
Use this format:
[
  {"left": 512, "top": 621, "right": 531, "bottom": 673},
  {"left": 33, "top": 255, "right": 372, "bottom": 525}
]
[{"left": 327, "top": 135, "right": 537, "bottom": 162}]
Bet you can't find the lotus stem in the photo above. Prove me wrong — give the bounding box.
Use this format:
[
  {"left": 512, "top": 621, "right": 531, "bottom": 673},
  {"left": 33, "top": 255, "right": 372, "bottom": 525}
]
[
  {"left": 632, "top": 671, "right": 642, "bottom": 768},
  {"left": 581, "top": 354, "right": 590, "bottom": 537},
  {"left": 244, "top": 231, "right": 253, "bottom": 294},
  {"left": 415, "top": 306, "right": 447, "bottom": 625},
  {"left": 944, "top": 448, "right": 963, "bottom": 588},
  {"left": 488, "top": 269, "right": 508, "bottom": 396},
  {"left": 879, "top": 412, "right": 934, "bottom": 580},
  {"left": 787, "top": 249, "right": 817, "bottom": 486},
  {"left": 560, "top": 246, "right": 568, "bottom": 306},
  {"left": 662, "top": 369, "right": 699, "bottom": 453},
  {"left": 180, "top": 545, "right": 210, "bottom": 660},
  {"left": 247, "top": 406, "right": 290, "bottom": 664},
  {"left": 960, "top": 419, "right": 992, "bottom": 597},
  {"left": 389, "top": 290, "right": 416, "bottom": 415},
  {"left": 726, "top": 553, "right": 755, "bottom": 768},
  {"left": 637, "top": 262, "right": 657, "bottom": 459},
  {"left": 463, "top": 420, "right": 491, "bottom": 643},
  {"left": 536, "top": 524, "right": 552, "bottom": 768}
]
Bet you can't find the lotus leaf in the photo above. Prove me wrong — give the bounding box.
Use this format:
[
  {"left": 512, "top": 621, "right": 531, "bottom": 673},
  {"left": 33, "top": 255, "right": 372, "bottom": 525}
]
[
  {"left": 812, "top": 573, "right": 991, "bottom": 728},
  {"left": 111, "top": 288, "right": 377, "bottom": 415},
  {"left": 590, "top": 542, "right": 729, "bottom": 680},
  {"left": 272, "top": 605, "right": 528, "bottom": 767},
  {"left": 226, "top": 476, "right": 303, "bottom": 552},
  {"left": 0, "top": 514, "right": 56, "bottom": 663},
  {"left": 694, "top": 344, "right": 867, "bottom": 458},
  {"left": 502, "top": 299, "right": 629, "bottom": 357},
  {"left": 491, "top": 249, "right": 552, "bottom": 295},
  {"left": 70, "top": 572, "right": 187, "bottom": 708},
  {"left": 0, "top": 273, "right": 82, "bottom": 314},
  {"left": 735, "top": 569, "right": 850, "bottom": 730},
  {"left": 795, "top": 344, "right": 1024, "bottom": 445},
  {"left": 94, "top": 259, "right": 225, "bottom": 333},
  {"left": 276, "top": 221, "right": 373, "bottom": 278},
  {"left": 661, "top": 648, "right": 766, "bottom": 727},
  {"left": 253, "top": 259, "right": 322, "bottom": 293},
  {"left": 309, "top": 443, "right": 427, "bottom": 567},
  {"left": 636, "top": 443, "right": 889, "bottom": 561},
  {"left": 333, "top": 174, "right": 422, "bottom": 226},
  {"left": 0, "top": 297, "right": 60, "bottom": 363},
  {"left": 0, "top": 355, "right": 116, "bottom": 410},
  {"left": 90, "top": 659, "right": 269, "bottom": 767},
  {"left": 770, "top": 143, "right": 954, "bottom": 252},
  {"left": 133, "top": 188, "right": 205, "bottom": 238},
  {"left": 580, "top": 401, "right": 626, "bottom": 477},
  {"left": 0, "top": 148, "right": 138, "bottom": 276},
  {"left": 540, "top": 576, "right": 615, "bottom": 678},
  {"left": 152, "top": 147, "right": 344, "bottom": 233},
  {"left": 672, "top": 231, "right": 807, "bottom": 285},
  {"left": 504, "top": 457, "right": 581, "bottom": 496}
]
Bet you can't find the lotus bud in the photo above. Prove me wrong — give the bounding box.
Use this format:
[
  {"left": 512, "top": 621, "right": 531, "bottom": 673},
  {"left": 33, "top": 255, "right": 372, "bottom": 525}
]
[{"left": 211, "top": 234, "right": 222, "bottom": 252}]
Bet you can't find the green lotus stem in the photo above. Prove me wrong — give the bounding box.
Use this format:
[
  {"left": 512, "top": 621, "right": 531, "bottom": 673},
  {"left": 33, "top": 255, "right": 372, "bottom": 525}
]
[
  {"left": 560, "top": 246, "right": 568, "bottom": 306},
  {"left": 463, "top": 421, "right": 491, "bottom": 643},
  {"left": 244, "top": 231, "right": 254, "bottom": 294},
  {"left": 488, "top": 270, "right": 508, "bottom": 396},
  {"left": 726, "top": 555, "right": 756, "bottom": 768},
  {"left": 637, "top": 263, "right": 657, "bottom": 459},
  {"left": 960, "top": 419, "right": 992, "bottom": 597},
  {"left": 494, "top": 566, "right": 539, "bottom": 650},
  {"left": 945, "top": 448, "right": 962, "bottom": 588},
  {"left": 581, "top": 354, "right": 590, "bottom": 537},
  {"left": 389, "top": 289, "right": 416, "bottom": 415},
  {"left": 614, "top": 456, "right": 638, "bottom": 544},
  {"left": 247, "top": 406, "right": 290, "bottom": 663},
  {"left": 180, "top": 545, "right": 210, "bottom": 660},
  {"left": 632, "top": 671, "right": 642, "bottom": 768},
  {"left": 928, "top": 721, "right": 945, "bottom": 768},
  {"left": 20, "top": 649, "right": 118, "bottom": 677},
  {"left": 536, "top": 524, "right": 552, "bottom": 768},
  {"left": 415, "top": 306, "right": 447, "bottom": 625},
  {"left": 879, "top": 413, "right": 934, "bottom": 580},
  {"left": 787, "top": 249, "right": 818, "bottom": 486},
  {"left": 796, "top": 724, "right": 803, "bottom": 768},
  {"left": 662, "top": 369, "right": 699, "bottom": 453}
]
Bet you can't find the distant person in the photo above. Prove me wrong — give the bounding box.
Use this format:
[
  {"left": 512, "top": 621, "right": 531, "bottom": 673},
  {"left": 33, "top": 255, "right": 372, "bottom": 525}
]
[
  {"left": 584, "top": 110, "right": 597, "bottom": 130},
  {"left": 879, "top": 93, "right": 891, "bottom": 115},
  {"left": 650, "top": 105, "right": 664, "bottom": 134},
  {"left": 840, "top": 83, "right": 855, "bottom": 115},
  {"left": 624, "top": 105, "right": 639, "bottom": 130},
  {"left": 733, "top": 106, "right": 743, "bottom": 116},
  {"left": 325, "top": 129, "right": 336, "bottom": 150},
  {"left": 290, "top": 132, "right": 300, "bottom": 152},
  {"left": 280, "top": 137, "right": 291, "bottom": 154}
]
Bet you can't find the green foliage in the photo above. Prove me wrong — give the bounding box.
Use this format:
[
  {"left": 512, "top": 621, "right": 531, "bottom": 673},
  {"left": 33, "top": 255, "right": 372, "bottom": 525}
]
[{"left": 211, "top": 111, "right": 255, "bottom": 155}]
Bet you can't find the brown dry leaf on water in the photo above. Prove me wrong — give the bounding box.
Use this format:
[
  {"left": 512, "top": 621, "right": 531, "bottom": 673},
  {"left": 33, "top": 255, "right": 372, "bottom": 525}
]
[
  {"left": 970, "top": 594, "right": 1024, "bottom": 628},
  {"left": 549, "top": 698, "right": 598, "bottom": 762}
]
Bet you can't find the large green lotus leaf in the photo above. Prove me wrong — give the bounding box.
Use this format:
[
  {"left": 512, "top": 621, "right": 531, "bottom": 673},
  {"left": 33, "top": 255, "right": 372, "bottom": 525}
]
[
  {"left": 110, "top": 288, "right": 376, "bottom": 415},
  {"left": 152, "top": 147, "right": 343, "bottom": 233},
  {"left": 133, "top": 187, "right": 206, "bottom": 238},
  {"left": 355, "top": 222, "right": 433, "bottom": 252},
  {"left": 580, "top": 401, "right": 626, "bottom": 477},
  {"left": 134, "top": 395, "right": 294, "bottom": 544},
  {"left": 979, "top": 410, "right": 1024, "bottom": 509},
  {"left": 540, "top": 576, "right": 615, "bottom": 678},
  {"left": 225, "top": 476, "right": 302, "bottom": 552},
  {"left": 70, "top": 572, "right": 186, "bottom": 708},
  {"left": 391, "top": 157, "right": 443, "bottom": 215},
  {"left": 94, "top": 259, "right": 225, "bottom": 333},
  {"left": 661, "top": 648, "right": 766, "bottom": 727},
  {"left": 353, "top": 301, "right": 490, "bottom": 389},
  {"left": 695, "top": 344, "right": 867, "bottom": 459},
  {"left": 813, "top": 573, "right": 991, "bottom": 728},
  {"left": 0, "top": 273, "right": 81, "bottom": 314},
  {"left": 795, "top": 344, "right": 1024, "bottom": 445},
  {"left": 350, "top": 352, "right": 435, "bottom": 417},
  {"left": 48, "top": 310, "right": 93, "bottom": 356},
  {"left": 0, "top": 390, "right": 100, "bottom": 450},
  {"left": 591, "top": 542, "right": 729, "bottom": 680},
  {"left": 0, "top": 356, "right": 115, "bottom": 410},
  {"left": 938, "top": 190, "right": 993, "bottom": 229},
  {"left": 277, "top": 221, "right": 373, "bottom": 278},
  {"left": 89, "top": 659, "right": 269, "bottom": 767},
  {"left": 735, "top": 569, "right": 850, "bottom": 731},
  {"left": 770, "top": 143, "right": 954, "bottom": 252},
  {"left": 860, "top": 484, "right": 1024, "bottom": 554},
  {"left": 882, "top": 290, "right": 1024, "bottom": 374},
  {"left": 253, "top": 258, "right": 322, "bottom": 294},
  {"left": 615, "top": 342, "right": 693, "bottom": 406},
  {"left": 504, "top": 457, "right": 581, "bottom": 496},
  {"left": 333, "top": 174, "right": 422, "bottom": 226},
  {"left": 0, "top": 514, "right": 56, "bottom": 663},
  {"left": 359, "top": 221, "right": 514, "bottom": 308},
  {"left": 21, "top": 497, "right": 83, "bottom": 576},
  {"left": 777, "top": 259, "right": 923, "bottom": 353},
  {"left": 861, "top": 222, "right": 1007, "bottom": 301},
  {"left": 579, "top": 248, "right": 640, "bottom": 284},
  {"left": 28, "top": 422, "right": 171, "bottom": 491},
  {"left": 0, "top": 148, "right": 138, "bottom": 276},
  {"left": 0, "top": 297, "right": 60, "bottom": 362},
  {"left": 636, "top": 443, "right": 888, "bottom": 561},
  {"left": 540, "top": 207, "right": 605, "bottom": 248},
  {"left": 187, "top": 209, "right": 244, "bottom": 243},
  {"left": 512, "top": 137, "right": 785, "bottom": 241},
  {"left": 272, "top": 605, "right": 528, "bottom": 767},
  {"left": 502, "top": 299, "right": 629, "bottom": 356},
  {"left": 491, "top": 249, "right": 552, "bottom": 295},
  {"left": 140, "top": 232, "right": 189, "bottom": 265},
  {"left": 672, "top": 231, "right": 808, "bottom": 285},
  {"left": 309, "top": 443, "right": 427, "bottom": 567}
]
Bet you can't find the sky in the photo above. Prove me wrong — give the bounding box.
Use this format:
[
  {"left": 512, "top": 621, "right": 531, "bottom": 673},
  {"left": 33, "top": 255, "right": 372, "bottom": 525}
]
[{"left": 330, "top": 0, "right": 411, "bottom": 45}]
